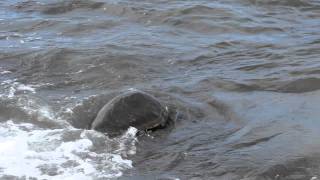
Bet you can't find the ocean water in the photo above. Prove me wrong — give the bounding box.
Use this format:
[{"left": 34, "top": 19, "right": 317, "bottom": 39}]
[{"left": 0, "top": 0, "right": 320, "bottom": 179}]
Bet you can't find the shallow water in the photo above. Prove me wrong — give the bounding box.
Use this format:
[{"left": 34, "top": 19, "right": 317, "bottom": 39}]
[{"left": 0, "top": 0, "right": 320, "bottom": 179}]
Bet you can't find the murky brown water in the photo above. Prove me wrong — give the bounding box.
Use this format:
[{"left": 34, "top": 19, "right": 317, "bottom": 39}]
[{"left": 1, "top": 0, "right": 320, "bottom": 179}]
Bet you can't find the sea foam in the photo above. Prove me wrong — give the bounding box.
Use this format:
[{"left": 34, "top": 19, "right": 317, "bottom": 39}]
[{"left": 0, "top": 121, "right": 137, "bottom": 179}]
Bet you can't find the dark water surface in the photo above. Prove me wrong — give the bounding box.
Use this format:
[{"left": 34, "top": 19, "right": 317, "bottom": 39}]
[{"left": 1, "top": 0, "right": 320, "bottom": 179}]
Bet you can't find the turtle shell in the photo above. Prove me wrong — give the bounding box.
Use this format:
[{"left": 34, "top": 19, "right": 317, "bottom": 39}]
[{"left": 91, "top": 90, "right": 169, "bottom": 136}]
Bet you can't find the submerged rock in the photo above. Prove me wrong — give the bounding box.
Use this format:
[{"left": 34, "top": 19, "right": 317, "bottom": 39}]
[{"left": 91, "top": 90, "right": 170, "bottom": 136}]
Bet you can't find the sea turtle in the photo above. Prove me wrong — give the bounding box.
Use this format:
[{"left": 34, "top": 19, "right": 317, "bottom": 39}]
[{"left": 91, "top": 90, "right": 170, "bottom": 136}]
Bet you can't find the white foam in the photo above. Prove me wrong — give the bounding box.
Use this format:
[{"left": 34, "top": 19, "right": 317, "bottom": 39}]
[
  {"left": 0, "top": 70, "right": 12, "bottom": 74},
  {"left": 16, "top": 96, "right": 56, "bottom": 121},
  {"left": 128, "top": 87, "right": 139, "bottom": 92},
  {"left": 17, "top": 84, "right": 36, "bottom": 93},
  {"left": 12, "top": 33, "right": 22, "bottom": 37},
  {"left": 1, "top": 79, "right": 17, "bottom": 85},
  {"left": 0, "top": 79, "right": 36, "bottom": 98},
  {"left": 0, "top": 121, "right": 136, "bottom": 179},
  {"left": 30, "top": 82, "right": 54, "bottom": 88},
  {"left": 116, "top": 127, "right": 138, "bottom": 157},
  {"left": 8, "top": 86, "right": 15, "bottom": 98},
  {"left": 64, "top": 108, "right": 74, "bottom": 114}
]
